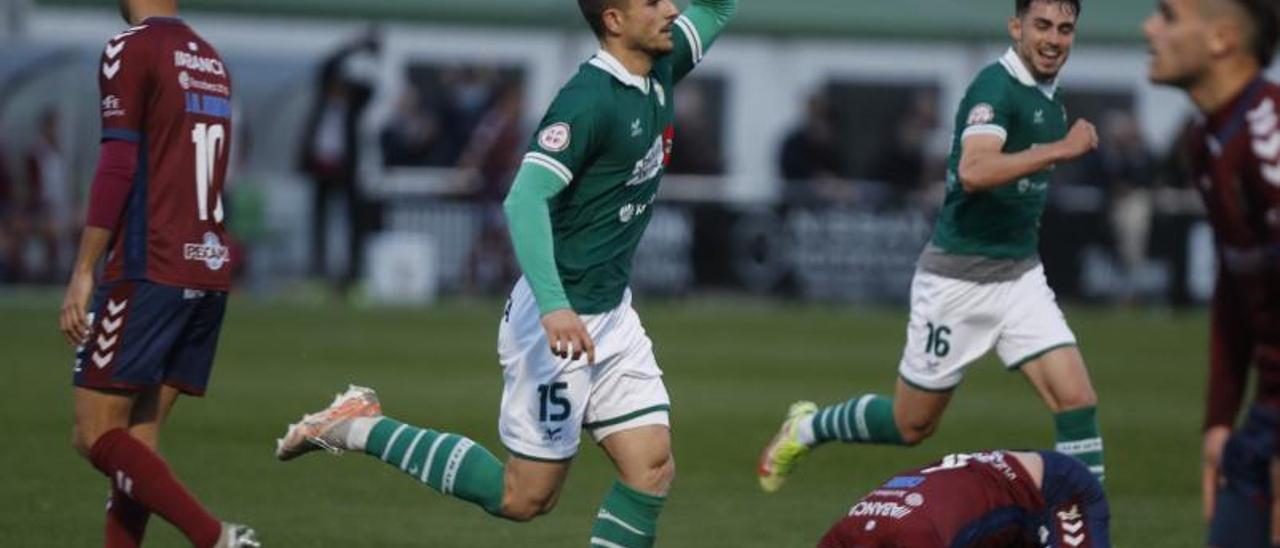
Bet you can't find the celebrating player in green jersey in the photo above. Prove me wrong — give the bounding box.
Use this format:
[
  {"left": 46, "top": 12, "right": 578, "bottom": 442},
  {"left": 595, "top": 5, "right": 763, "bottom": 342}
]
[
  {"left": 761, "top": 0, "right": 1106, "bottom": 492},
  {"left": 276, "top": 1, "right": 736, "bottom": 546}
]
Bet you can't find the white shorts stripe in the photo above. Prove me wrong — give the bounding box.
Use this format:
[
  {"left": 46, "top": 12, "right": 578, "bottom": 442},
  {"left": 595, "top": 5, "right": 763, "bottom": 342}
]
[
  {"left": 596, "top": 510, "right": 650, "bottom": 536},
  {"left": 590, "top": 538, "right": 629, "bottom": 548},
  {"left": 399, "top": 429, "right": 428, "bottom": 471},
  {"left": 379, "top": 424, "right": 408, "bottom": 462},
  {"left": 854, "top": 395, "right": 873, "bottom": 441},
  {"left": 523, "top": 152, "right": 573, "bottom": 184},
  {"left": 420, "top": 434, "right": 450, "bottom": 483},
  {"left": 441, "top": 438, "right": 476, "bottom": 495}
]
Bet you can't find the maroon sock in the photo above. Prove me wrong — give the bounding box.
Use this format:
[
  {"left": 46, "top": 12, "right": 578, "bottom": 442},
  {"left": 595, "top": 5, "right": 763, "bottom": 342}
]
[
  {"left": 89, "top": 429, "right": 221, "bottom": 548},
  {"left": 105, "top": 485, "right": 151, "bottom": 548}
]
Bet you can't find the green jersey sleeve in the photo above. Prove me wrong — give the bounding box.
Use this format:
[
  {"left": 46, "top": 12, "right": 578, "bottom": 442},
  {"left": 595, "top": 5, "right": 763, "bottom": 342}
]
[
  {"left": 503, "top": 164, "right": 571, "bottom": 314},
  {"left": 670, "top": 0, "right": 737, "bottom": 83},
  {"left": 959, "top": 68, "right": 1014, "bottom": 144},
  {"left": 523, "top": 83, "right": 609, "bottom": 187}
]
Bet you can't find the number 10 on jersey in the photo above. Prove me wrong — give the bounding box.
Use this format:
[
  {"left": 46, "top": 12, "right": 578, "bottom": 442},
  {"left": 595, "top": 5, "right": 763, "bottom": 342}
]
[{"left": 191, "top": 123, "right": 225, "bottom": 222}]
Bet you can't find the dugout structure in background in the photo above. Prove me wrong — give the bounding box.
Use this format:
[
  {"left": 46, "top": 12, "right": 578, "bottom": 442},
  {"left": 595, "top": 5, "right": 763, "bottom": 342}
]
[{"left": 0, "top": 4, "right": 1231, "bottom": 304}]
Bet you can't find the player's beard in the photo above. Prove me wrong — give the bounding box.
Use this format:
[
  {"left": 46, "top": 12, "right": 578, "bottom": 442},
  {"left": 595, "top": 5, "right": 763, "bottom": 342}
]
[{"left": 639, "top": 30, "right": 674, "bottom": 57}]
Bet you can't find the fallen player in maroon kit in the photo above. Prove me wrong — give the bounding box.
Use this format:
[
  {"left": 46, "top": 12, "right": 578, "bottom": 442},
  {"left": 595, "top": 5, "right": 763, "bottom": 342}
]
[{"left": 818, "top": 450, "right": 1109, "bottom": 548}]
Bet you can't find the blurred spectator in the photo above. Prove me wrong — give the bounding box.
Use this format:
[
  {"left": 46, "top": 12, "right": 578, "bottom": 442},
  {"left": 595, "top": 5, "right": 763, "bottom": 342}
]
[
  {"left": 298, "top": 28, "right": 381, "bottom": 295},
  {"left": 870, "top": 90, "right": 946, "bottom": 208},
  {"left": 1081, "top": 110, "right": 1156, "bottom": 300},
  {"left": 19, "top": 108, "right": 75, "bottom": 282},
  {"left": 380, "top": 88, "right": 444, "bottom": 167},
  {"left": 779, "top": 92, "right": 854, "bottom": 205},
  {"left": 454, "top": 81, "right": 524, "bottom": 292},
  {"left": 439, "top": 67, "right": 499, "bottom": 164},
  {"left": 668, "top": 80, "right": 724, "bottom": 175}
]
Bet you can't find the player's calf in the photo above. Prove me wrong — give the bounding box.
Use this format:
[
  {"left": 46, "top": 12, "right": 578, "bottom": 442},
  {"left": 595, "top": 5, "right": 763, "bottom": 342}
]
[{"left": 499, "top": 457, "right": 571, "bottom": 521}]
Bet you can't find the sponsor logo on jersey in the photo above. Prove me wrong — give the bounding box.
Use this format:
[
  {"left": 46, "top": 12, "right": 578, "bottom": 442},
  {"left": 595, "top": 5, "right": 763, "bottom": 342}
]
[
  {"left": 184, "top": 232, "right": 230, "bottom": 271},
  {"left": 904, "top": 493, "right": 924, "bottom": 507},
  {"left": 102, "top": 95, "right": 125, "bottom": 118},
  {"left": 631, "top": 118, "right": 643, "bottom": 138},
  {"left": 1033, "top": 109, "right": 1045, "bottom": 125},
  {"left": 625, "top": 135, "right": 666, "bottom": 186},
  {"left": 538, "top": 123, "right": 570, "bottom": 152},
  {"left": 967, "top": 103, "right": 995, "bottom": 126},
  {"left": 173, "top": 51, "right": 226, "bottom": 76},
  {"left": 185, "top": 92, "right": 232, "bottom": 119},
  {"left": 178, "top": 71, "right": 231, "bottom": 95},
  {"left": 883, "top": 476, "right": 926, "bottom": 489},
  {"left": 618, "top": 194, "right": 657, "bottom": 224},
  {"left": 1017, "top": 178, "right": 1048, "bottom": 194},
  {"left": 870, "top": 489, "right": 908, "bottom": 498},
  {"left": 848, "top": 501, "right": 913, "bottom": 520}
]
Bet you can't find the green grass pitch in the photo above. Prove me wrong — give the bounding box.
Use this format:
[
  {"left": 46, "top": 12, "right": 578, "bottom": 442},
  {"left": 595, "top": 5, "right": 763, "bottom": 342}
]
[{"left": 2, "top": 296, "right": 1203, "bottom": 546}]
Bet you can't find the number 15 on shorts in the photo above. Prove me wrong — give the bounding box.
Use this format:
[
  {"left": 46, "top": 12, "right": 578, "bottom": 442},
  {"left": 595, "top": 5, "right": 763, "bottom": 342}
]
[{"left": 537, "top": 382, "right": 570, "bottom": 422}]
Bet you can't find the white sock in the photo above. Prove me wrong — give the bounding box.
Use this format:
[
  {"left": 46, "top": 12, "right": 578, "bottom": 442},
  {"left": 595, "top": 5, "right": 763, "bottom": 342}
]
[
  {"left": 345, "top": 417, "right": 379, "bottom": 451},
  {"left": 795, "top": 415, "right": 817, "bottom": 446}
]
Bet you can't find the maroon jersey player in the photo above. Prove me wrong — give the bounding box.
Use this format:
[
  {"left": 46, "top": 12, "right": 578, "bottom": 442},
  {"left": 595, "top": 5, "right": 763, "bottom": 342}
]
[
  {"left": 57, "top": 0, "right": 255, "bottom": 546},
  {"left": 818, "top": 450, "right": 1109, "bottom": 548},
  {"left": 1145, "top": 0, "right": 1280, "bottom": 546}
]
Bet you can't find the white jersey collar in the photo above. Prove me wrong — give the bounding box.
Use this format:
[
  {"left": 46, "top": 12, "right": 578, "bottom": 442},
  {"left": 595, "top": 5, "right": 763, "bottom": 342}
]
[
  {"left": 589, "top": 49, "right": 650, "bottom": 94},
  {"left": 998, "top": 47, "right": 1058, "bottom": 99}
]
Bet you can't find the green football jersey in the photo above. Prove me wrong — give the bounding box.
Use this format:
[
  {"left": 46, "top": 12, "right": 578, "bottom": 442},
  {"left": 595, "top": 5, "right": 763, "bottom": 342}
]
[
  {"left": 520, "top": 13, "right": 724, "bottom": 314},
  {"left": 930, "top": 48, "right": 1069, "bottom": 262}
]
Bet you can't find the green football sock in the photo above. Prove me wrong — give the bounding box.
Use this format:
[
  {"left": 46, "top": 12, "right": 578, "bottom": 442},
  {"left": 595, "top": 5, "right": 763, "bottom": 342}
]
[
  {"left": 811, "top": 394, "right": 905, "bottom": 446},
  {"left": 1054, "top": 406, "right": 1105, "bottom": 482},
  {"left": 589, "top": 481, "right": 664, "bottom": 548},
  {"left": 364, "top": 417, "right": 505, "bottom": 515}
]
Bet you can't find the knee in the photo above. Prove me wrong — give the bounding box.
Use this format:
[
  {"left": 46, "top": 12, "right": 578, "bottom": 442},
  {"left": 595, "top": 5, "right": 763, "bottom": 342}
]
[
  {"left": 619, "top": 452, "right": 676, "bottom": 496},
  {"left": 1058, "top": 387, "right": 1099, "bottom": 412},
  {"left": 71, "top": 423, "right": 101, "bottom": 459},
  {"left": 501, "top": 489, "right": 560, "bottom": 522}
]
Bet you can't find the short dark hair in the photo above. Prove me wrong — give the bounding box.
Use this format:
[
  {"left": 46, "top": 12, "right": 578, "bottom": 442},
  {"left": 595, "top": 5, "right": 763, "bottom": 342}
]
[
  {"left": 1228, "top": 0, "right": 1279, "bottom": 67},
  {"left": 578, "top": 0, "right": 626, "bottom": 39},
  {"left": 1015, "top": 0, "right": 1082, "bottom": 18}
]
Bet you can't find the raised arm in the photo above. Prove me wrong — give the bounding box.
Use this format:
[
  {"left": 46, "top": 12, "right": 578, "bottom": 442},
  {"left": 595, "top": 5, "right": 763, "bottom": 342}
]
[{"left": 670, "top": 0, "right": 738, "bottom": 81}]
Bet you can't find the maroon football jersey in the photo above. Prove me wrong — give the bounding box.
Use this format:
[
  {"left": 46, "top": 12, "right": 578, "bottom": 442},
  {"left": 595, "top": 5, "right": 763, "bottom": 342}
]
[
  {"left": 98, "top": 17, "right": 233, "bottom": 291},
  {"left": 1189, "top": 78, "right": 1280, "bottom": 430},
  {"left": 819, "top": 451, "right": 1044, "bottom": 548}
]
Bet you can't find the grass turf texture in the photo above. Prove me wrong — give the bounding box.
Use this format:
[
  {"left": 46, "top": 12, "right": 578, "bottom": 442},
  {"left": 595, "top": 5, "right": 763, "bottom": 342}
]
[{"left": 2, "top": 297, "right": 1203, "bottom": 546}]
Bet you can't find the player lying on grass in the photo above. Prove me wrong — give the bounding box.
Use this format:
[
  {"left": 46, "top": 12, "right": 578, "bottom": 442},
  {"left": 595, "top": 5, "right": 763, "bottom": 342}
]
[{"left": 818, "top": 450, "right": 1109, "bottom": 548}]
